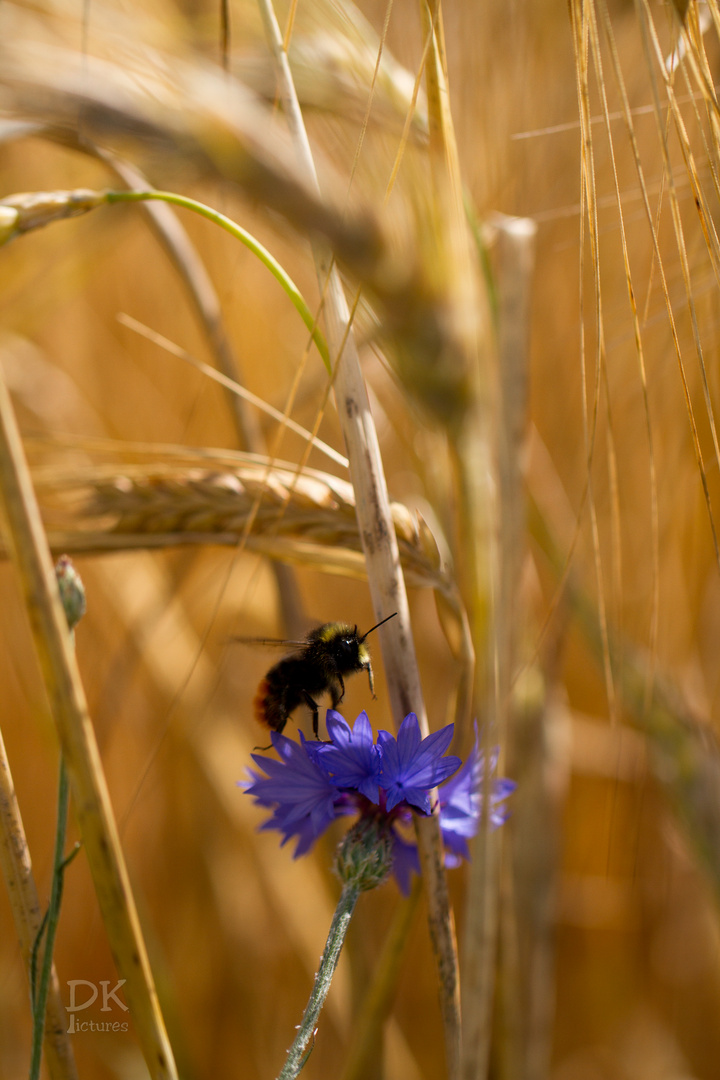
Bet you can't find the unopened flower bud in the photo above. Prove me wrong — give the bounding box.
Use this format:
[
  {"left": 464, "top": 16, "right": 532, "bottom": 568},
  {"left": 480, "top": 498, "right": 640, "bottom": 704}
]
[
  {"left": 334, "top": 816, "right": 393, "bottom": 892},
  {"left": 55, "top": 555, "right": 86, "bottom": 631}
]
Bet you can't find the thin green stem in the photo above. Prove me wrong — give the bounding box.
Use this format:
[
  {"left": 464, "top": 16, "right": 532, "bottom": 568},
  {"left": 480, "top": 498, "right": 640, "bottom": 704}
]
[
  {"left": 29, "top": 757, "right": 71, "bottom": 1080},
  {"left": 29, "top": 909, "right": 49, "bottom": 1008},
  {"left": 339, "top": 877, "right": 422, "bottom": 1080},
  {"left": 276, "top": 884, "right": 359, "bottom": 1080},
  {"left": 104, "top": 189, "right": 331, "bottom": 373}
]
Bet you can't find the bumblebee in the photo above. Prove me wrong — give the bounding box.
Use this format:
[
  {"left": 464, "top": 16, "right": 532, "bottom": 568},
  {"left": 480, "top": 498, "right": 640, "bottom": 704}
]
[{"left": 249, "top": 613, "right": 397, "bottom": 738}]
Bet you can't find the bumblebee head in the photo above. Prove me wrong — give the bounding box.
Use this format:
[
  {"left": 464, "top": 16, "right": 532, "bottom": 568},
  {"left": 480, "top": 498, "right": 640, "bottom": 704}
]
[
  {"left": 315, "top": 614, "right": 397, "bottom": 675},
  {"left": 334, "top": 626, "right": 367, "bottom": 669}
]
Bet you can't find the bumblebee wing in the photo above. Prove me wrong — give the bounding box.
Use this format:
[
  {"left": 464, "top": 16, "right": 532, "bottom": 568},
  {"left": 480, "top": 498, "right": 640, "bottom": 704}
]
[{"left": 228, "top": 636, "right": 307, "bottom": 648}]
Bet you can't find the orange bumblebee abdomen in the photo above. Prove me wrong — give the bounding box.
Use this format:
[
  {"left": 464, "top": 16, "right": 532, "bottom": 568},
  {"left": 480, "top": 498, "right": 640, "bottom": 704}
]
[
  {"left": 253, "top": 677, "right": 273, "bottom": 727},
  {"left": 253, "top": 673, "right": 292, "bottom": 733}
]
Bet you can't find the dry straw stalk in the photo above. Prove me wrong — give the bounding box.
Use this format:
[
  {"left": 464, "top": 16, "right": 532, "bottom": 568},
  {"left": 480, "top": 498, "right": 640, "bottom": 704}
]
[
  {"left": 255, "top": 0, "right": 461, "bottom": 1073},
  {"left": 0, "top": 371, "right": 178, "bottom": 1079}
]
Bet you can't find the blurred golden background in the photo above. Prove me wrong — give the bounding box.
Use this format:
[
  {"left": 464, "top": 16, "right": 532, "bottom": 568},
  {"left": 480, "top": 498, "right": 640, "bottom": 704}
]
[{"left": 1, "top": 0, "right": 720, "bottom": 1078}]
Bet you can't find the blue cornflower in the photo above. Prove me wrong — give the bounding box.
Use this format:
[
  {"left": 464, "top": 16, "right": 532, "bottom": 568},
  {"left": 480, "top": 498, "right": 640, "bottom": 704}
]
[
  {"left": 438, "top": 730, "right": 516, "bottom": 865},
  {"left": 378, "top": 713, "right": 462, "bottom": 813},
  {"left": 243, "top": 711, "right": 515, "bottom": 894}
]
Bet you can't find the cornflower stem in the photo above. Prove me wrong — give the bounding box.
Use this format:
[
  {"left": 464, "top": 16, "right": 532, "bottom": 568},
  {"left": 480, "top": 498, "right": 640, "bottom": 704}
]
[
  {"left": 339, "top": 877, "right": 422, "bottom": 1080},
  {"left": 276, "top": 883, "right": 359, "bottom": 1080},
  {"left": 29, "top": 756, "right": 72, "bottom": 1080}
]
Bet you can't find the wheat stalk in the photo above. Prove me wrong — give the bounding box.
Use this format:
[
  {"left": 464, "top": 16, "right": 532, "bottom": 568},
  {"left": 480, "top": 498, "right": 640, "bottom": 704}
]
[
  {"left": 0, "top": 381, "right": 178, "bottom": 1079},
  {"left": 256, "top": 3, "right": 464, "bottom": 1069}
]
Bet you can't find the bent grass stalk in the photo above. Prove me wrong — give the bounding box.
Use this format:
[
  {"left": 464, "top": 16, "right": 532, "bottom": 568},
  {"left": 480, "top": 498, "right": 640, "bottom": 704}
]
[
  {"left": 0, "top": 186, "right": 331, "bottom": 372},
  {"left": 0, "top": 137, "right": 306, "bottom": 632},
  {"left": 103, "top": 189, "right": 331, "bottom": 373}
]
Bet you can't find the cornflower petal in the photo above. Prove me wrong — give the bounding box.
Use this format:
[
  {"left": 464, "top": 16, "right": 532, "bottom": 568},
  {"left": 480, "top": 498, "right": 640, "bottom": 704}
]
[
  {"left": 324, "top": 709, "right": 357, "bottom": 747},
  {"left": 443, "top": 837, "right": 470, "bottom": 864},
  {"left": 394, "top": 713, "right": 422, "bottom": 758},
  {"left": 493, "top": 778, "right": 518, "bottom": 800},
  {"left": 378, "top": 714, "right": 461, "bottom": 813},
  {"left": 258, "top": 805, "right": 322, "bottom": 858},
  {"left": 319, "top": 710, "right": 382, "bottom": 802},
  {"left": 246, "top": 731, "right": 337, "bottom": 831},
  {"left": 389, "top": 832, "right": 421, "bottom": 896},
  {"left": 489, "top": 778, "right": 517, "bottom": 827},
  {"left": 438, "top": 743, "right": 480, "bottom": 841},
  {"left": 439, "top": 731, "right": 517, "bottom": 856}
]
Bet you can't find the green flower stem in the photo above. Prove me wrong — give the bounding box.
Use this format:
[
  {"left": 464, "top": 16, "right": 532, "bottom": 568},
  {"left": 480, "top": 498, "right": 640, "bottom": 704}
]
[
  {"left": 30, "top": 561, "right": 85, "bottom": 1080},
  {"left": 103, "top": 190, "right": 331, "bottom": 373},
  {"left": 276, "top": 883, "right": 359, "bottom": 1080},
  {"left": 29, "top": 756, "right": 71, "bottom": 1080}
]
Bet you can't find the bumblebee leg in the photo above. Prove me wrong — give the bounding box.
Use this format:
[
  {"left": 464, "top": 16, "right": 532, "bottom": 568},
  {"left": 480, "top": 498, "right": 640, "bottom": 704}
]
[
  {"left": 366, "top": 660, "right": 376, "bottom": 698},
  {"left": 301, "top": 690, "right": 321, "bottom": 738},
  {"left": 330, "top": 674, "right": 346, "bottom": 708}
]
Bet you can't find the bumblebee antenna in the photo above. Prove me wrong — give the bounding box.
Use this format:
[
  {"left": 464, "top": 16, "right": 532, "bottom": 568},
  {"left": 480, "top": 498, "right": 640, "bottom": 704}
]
[{"left": 360, "top": 612, "right": 398, "bottom": 642}]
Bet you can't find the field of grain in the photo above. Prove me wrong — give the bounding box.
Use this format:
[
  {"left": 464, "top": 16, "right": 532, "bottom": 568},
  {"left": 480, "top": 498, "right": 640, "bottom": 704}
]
[{"left": 1, "top": 1, "right": 720, "bottom": 1078}]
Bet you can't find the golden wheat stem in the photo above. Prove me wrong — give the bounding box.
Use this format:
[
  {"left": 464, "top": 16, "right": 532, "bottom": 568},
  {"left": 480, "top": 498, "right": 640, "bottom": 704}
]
[
  {"left": 487, "top": 215, "right": 538, "bottom": 1080},
  {"left": 255, "top": 0, "right": 427, "bottom": 752},
  {"left": 103, "top": 163, "right": 311, "bottom": 639},
  {"left": 0, "top": 127, "right": 306, "bottom": 633},
  {"left": 0, "top": 369, "right": 178, "bottom": 1080},
  {"left": 255, "top": 1, "right": 460, "bottom": 1073},
  {"left": 410, "top": 3, "right": 502, "bottom": 1077}
]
